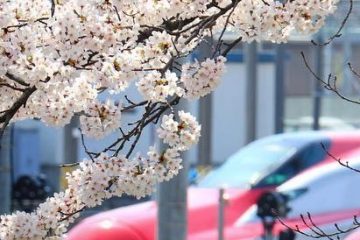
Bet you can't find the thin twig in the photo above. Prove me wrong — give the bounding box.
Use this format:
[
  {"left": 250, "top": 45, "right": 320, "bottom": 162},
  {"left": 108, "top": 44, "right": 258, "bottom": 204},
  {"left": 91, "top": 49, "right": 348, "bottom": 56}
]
[
  {"left": 321, "top": 142, "right": 360, "bottom": 173},
  {"left": 301, "top": 51, "right": 360, "bottom": 105},
  {"left": 311, "top": 0, "right": 353, "bottom": 46}
]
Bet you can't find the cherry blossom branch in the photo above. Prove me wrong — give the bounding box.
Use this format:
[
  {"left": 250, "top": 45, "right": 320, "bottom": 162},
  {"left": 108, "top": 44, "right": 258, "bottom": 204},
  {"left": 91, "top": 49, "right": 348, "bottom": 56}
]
[
  {"left": 348, "top": 62, "right": 360, "bottom": 84},
  {"left": 2, "top": 17, "right": 49, "bottom": 32},
  {"left": 79, "top": 128, "right": 96, "bottom": 161},
  {"left": 5, "top": 72, "right": 30, "bottom": 87},
  {"left": 212, "top": 0, "right": 240, "bottom": 58},
  {"left": 311, "top": 0, "right": 353, "bottom": 46},
  {"left": 277, "top": 212, "right": 360, "bottom": 239},
  {"left": 320, "top": 143, "right": 360, "bottom": 173},
  {"left": 221, "top": 36, "right": 243, "bottom": 57},
  {"left": 108, "top": 97, "right": 180, "bottom": 158},
  {"left": 0, "top": 83, "right": 26, "bottom": 92},
  {"left": 301, "top": 51, "right": 360, "bottom": 105},
  {"left": 0, "top": 85, "right": 36, "bottom": 138}
]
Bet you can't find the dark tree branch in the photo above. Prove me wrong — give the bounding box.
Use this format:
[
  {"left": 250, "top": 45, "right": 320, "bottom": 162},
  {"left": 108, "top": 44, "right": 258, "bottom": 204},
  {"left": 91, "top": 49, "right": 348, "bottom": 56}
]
[
  {"left": 221, "top": 36, "right": 242, "bottom": 57},
  {"left": 212, "top": 0, "right": 239, "bottom": 58},
  {"left": 0, "top": 86, "right": 36, "bottom": 138},
  {"left": 5, "top": 72, "right": 30, "bottom": 87}
]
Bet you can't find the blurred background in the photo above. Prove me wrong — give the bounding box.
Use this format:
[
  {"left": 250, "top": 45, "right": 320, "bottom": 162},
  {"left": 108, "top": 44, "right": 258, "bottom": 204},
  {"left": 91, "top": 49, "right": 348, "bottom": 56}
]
[{"left": 2, "top": 1, "right": 360, "bottom": 239}]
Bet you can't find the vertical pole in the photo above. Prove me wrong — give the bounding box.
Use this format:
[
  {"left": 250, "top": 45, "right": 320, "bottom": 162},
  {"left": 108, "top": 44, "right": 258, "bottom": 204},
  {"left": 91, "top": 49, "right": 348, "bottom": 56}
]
[
  {"left": 61, "top": 117, "right": 79, "bottom": 191},
  {"left": 313, "top": 34, "right": 324, "bottom": 130},
  {"left": 197, "top": 40, "right": 212, "bottom": 166},
  {"left": 198, "top": 95, "right": 212, "bottom": 166},
  {"left": 0, "top": 127, "right": 12, "bottom": 214},
  {"left": 245, "top": 42, "right": 258, "bottom": 143},
  {"left": 218, "top": 188, "right": 225, "bottom": 240},
  {"left": 63, "top": 117, "right": 78, "bottom": 164},
  {"left": 157, "top": 151, "right": 189, "bottom": 240},
  {"left": 157, "top": 97, "right": 189, "bottom": 240},
  {"left": 274, "top": 44, "right": 285, "bottom": 134}
]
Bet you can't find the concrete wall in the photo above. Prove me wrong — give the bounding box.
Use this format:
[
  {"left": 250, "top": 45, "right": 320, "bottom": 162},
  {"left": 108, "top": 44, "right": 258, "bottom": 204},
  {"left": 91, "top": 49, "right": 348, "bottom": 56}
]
[{"left": 212, "top": 62, "right": 276, "bottom": 164}]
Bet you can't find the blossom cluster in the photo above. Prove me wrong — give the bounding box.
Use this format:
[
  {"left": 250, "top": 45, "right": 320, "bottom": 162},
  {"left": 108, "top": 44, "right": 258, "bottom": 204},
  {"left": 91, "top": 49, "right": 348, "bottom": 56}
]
[
  {"left": 181, "top": 56, "right": 227, "bottom": 100},
  {"left": 0, "top": 111, "right": 200, "bottom": 239},
  {"left": 79, "top": 100, "right": 122, "bottom": 139},
  {"left": 218, "top": 0, "right": 340, "bottom": 43},
  {"left": 137, "top": 70, "right": 183, "bottom": 103},
  {"left": 158, "top": 111, "right": 202, "bottom": 151}
]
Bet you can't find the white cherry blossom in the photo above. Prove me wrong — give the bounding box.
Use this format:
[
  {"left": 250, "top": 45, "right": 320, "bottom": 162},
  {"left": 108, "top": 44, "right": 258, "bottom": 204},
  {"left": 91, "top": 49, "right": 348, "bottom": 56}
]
[
  {"left": 157, "top": 111, "right": 201, "bottom": 151},
  {"left": 79, "top": 100, "right": 122, "bottom": 139},
  {"left": 181, "top": 56, "right": 227, "bottom": 100},
  {"left": 0, "top": 0, "right": 340, "bottom": 238},
  {"left": 137, "top": 70, "right": 183, "bottom": 103}
]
